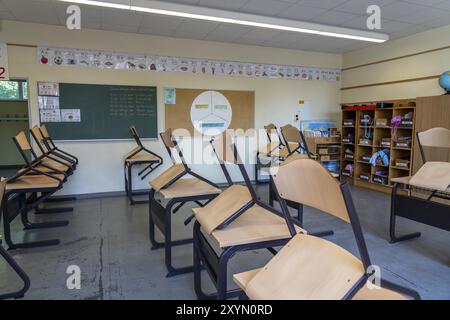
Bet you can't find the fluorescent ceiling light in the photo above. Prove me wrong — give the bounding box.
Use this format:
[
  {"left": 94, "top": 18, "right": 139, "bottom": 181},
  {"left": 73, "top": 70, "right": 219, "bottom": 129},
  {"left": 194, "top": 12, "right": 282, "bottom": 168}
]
[{"left": 56, "top": 0, "right": 389, "bottom": 43}]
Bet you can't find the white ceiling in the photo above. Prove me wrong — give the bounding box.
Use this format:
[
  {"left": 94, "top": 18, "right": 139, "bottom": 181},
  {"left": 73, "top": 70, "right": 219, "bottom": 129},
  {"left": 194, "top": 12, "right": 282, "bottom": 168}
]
[{"left": 1, "top": 0, "right": 450, "bottom": 53}]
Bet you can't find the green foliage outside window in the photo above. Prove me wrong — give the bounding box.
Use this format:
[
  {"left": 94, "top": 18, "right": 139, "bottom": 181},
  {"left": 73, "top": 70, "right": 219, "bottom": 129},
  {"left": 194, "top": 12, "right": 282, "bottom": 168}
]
[{"left": 0, "top": 80, "right": 28, "bottom": 100}]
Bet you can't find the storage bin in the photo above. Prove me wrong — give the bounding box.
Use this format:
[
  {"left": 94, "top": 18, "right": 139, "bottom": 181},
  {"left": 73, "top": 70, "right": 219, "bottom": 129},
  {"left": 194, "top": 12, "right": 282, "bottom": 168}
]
[
  {"left": 395, "top": 141, "right": 411, "bottom": 149},
  {"left": 380, "top": 138, "right": 391, "bottom": 148},
  {"left": 395, "top": 159, "right": 410, "bottom": 168},
  {"left": 359, "top": 138, "right": 372, "bottom": 145},
  {"left": 343, "top": 119, "right": 354, "bottom": 127},
  {"left": 376, "top": 118, "right": 389, "bottom": 127},
  {"left": 373, "top": 174, "right": 389, "bottom": 185},
  {"left": 359, "top": 173, "right": 371, "bottom": 181}
]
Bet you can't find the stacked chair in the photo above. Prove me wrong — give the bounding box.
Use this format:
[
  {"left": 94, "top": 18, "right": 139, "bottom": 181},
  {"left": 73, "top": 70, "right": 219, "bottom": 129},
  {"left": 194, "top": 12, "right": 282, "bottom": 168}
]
[
  {"left": 233, "top": 157, "right": 420, "bottom": 300},
  {"left": 268, "top": 125, "right": 332, "bottom": 238},
  {"left": 192, "top": 134, "right": 306, "bottom": 299},
  {"left": 255, "top": 124, "right": 289, "bottom": 183},
  {"left": 39, "top": 125, "right": 78, "bottom": 167},
  {"left": 1, "top": 129, "right": 76, "bottom": 249},
  {"left": 148, "top": 128, "right": 221, "bottom": 277},
  {"left": 389, "top": 127, "right": 450, "bottom": 243},
  {"left": 0, "top": 178, "right": 30, "bottom": 299},
  {"left": 124, "top": 125, "right": 163, "bottom": 205}
]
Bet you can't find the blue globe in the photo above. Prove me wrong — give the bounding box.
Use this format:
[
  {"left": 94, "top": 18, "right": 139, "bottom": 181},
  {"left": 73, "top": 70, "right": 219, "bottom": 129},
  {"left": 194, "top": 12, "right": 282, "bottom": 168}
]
[{"left": 439, "top": 71, "right": 450, "bottom": 93}]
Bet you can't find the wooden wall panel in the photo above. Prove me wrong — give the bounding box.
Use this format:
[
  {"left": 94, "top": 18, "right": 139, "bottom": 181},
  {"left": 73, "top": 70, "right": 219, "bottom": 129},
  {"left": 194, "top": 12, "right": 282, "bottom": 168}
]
[
  {"left": 413, "top": 95, "right": 450, "bottom": 173},
  {"left": 165, "top": 89, "right": 254, "bottom": 135}
]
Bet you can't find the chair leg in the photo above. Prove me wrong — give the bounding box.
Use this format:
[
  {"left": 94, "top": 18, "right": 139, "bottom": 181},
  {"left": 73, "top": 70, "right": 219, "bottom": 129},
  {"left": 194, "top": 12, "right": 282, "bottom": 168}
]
[{"left": 0, "top": 245, "right": 30, "bottom": 299}]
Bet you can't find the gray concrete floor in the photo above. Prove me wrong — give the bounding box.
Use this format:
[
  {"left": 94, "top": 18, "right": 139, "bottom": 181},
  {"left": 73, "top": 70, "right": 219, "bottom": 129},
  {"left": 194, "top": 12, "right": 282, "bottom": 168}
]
[{"left": 0, "top": 184, "right": 448, "bottom": 300}]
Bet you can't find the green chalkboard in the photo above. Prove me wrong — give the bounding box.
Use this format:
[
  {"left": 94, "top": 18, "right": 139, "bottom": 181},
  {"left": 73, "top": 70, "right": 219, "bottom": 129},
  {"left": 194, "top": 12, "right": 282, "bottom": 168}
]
[{"left": 42, "top": 83, "right": 157, "bottom": 140}]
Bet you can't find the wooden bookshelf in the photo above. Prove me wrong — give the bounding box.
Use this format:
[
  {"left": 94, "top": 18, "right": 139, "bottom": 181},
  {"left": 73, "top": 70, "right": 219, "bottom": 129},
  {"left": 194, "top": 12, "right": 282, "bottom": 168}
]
[
  {"left": 340, "top": 99, "right": 416, "bottom": 193},
  {"left": 305, "top": 136, "right": 341, "bottom": 178}
]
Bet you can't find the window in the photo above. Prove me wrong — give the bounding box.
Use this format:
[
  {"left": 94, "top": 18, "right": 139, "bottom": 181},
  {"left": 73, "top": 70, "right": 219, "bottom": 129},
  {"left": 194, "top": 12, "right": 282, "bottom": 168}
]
[{"left": 0, "top": 80, "right": 28, "bottom": 100}]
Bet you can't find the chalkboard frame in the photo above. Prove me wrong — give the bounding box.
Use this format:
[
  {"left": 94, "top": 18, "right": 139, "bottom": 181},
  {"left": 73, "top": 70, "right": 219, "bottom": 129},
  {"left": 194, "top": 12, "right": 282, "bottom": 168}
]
[{"left": 40, "top": 83, "right": 158, "bottom": 141}]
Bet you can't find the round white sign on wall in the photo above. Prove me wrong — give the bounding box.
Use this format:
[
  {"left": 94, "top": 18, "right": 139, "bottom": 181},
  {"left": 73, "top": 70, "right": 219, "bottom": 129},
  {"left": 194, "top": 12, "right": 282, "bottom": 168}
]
[{"left": 190, "top": 91, "right": 232, "bottom": 136}]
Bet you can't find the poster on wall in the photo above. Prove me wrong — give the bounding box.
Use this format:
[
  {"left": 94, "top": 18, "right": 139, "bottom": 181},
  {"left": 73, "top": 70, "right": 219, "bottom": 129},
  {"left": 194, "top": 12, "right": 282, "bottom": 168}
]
[
  {"left": 0, "top": 43, "right": 9, "bottom": 81},
  {"left": 38, "top": 96, "right": 60, "bottom": 110},
  {"left": 61, "top": 109, "right": 81, "bottom": 122},
  {"left": 164, "top": 88, "right": 176, "bottom": 104},
  {"left": 38, "top": 82, "right": 59, "bottom": 96},
  {"left": 40, "top": 109, "right": 61, "bottom": 122},
  {"left": 37, "top": 46, "right": 342, "bottom": 82}
]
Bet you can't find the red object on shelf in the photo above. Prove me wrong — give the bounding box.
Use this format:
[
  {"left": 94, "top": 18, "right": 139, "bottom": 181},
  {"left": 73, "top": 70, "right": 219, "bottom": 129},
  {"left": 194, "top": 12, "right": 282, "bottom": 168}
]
[{"left": 341, "top": 105, "right": 377, "bottom": 111}]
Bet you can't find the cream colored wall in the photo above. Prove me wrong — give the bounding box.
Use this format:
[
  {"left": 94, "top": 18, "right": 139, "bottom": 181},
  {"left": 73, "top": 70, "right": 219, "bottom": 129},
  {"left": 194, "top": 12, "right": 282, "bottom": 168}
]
[
  {"left": 342, "top": 24, "right": 450, "bottom": 103},
  {"left": 1, "top": 20, "right": 342, "bottom": 195}
]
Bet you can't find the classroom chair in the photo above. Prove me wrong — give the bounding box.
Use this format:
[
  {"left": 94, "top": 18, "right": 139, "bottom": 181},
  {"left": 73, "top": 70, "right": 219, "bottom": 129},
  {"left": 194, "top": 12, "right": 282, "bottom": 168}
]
[
  {"left": 268, "top": 125, "right": 333, "bottom": 237},
  {"left": 148, "top": 128, "right": 221, "bottom": 277},
  {"left": 192, "top": 133, "right": 306, "bottom": 300},
  {"left": 389, "top": 127, "right": 450, "bottom": 244},
  {"left": 30, "top": 125, "right": 77, "bottom": 171},
  {"left": 1, "top": 132, "right": 70, "bottom": 249},
  {"left": 39, "top": 125, "right": 79, "bottom": 165},
  {"left": 233, "top": 158, "right": 420, "bottom": 300},
  {"left": 16, "top": 130, "right": 74, "bottom": 213},
  {"left": 124, "top": 125, "right": 163, "bottom": 205},
  {"left": 255, "top": 124, "right": 290, "bottom": 184},
  {"left": 0, "top": 178, "right": 31, "bottom": 299}
]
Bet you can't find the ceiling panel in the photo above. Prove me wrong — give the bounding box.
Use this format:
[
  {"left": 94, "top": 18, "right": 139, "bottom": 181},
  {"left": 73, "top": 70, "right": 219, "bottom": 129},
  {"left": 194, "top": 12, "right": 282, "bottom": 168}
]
[
  {"left": 0, "top": 0, "right": 449, "bottom": 54},
  {"left": 297, "top": 0, "right": 349, "bottom": 10},
  {"left": 197, "top": 0, "right": 249, "bottom": 11},
  {"left": 276, "top": 4, "right": 327, "bottom": 21},
  {"left": 240, "top": 0, "right": 293, "bottom": 16},
  {"left": 334, "top": 0, "right": 396, "bottom": 14},
  {"left": 312, "top": 10, "right": 360, "bottom": 25},
  {"left": 171, "top": 19, "right": 219, "bottom": 39}
]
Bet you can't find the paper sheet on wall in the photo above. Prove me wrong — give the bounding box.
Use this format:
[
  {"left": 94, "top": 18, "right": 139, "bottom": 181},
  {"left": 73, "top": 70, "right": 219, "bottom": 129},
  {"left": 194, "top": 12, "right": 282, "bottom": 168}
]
[
  {"left": 38, "top": 82, "right": 59, "bottom": 96},
  {"left": 38, "top": 96, "right": 60, "bottom": 110},
  {"left": 61, "top": 109, "right": 81, "bottom": 122},
  {"left": 40, "top": 109, "right": 61, "bottom": 122},
  {"left": 164, "top": 88, "right": 176, "bottom": 104}
]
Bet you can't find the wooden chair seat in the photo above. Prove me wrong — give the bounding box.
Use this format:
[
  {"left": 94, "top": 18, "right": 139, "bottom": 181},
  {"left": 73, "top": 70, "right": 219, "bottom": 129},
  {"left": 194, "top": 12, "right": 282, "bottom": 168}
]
[
  {"left": 211, "top": 205, "right": 305, "bottom": 248},
  {"left": 150, "top": 164, "right": 186, "bottom": 192},
  {"left": 159, "top": 178, "right": 221, "bottom": 199},
  {"left": 19, "top": 166, "right": 67, "bottom": 174},
  {"left": 193, "top": 185, "right": 252, "bottom": 234},
  {"left": 234, "top": 269, "right": 407, "bottom": 300},
  {"left": 125, "top": 153, "right": 160, "bottom": 164},
  {"left": 123, "top": 146, "right": 141, "bottom": 160},
  {"left": 6, "top": 174, "right": 64, "bottom": 190},
  {"left": 233, "top": 268, "right": 261, "bottom": 291},
  {"left": 391, "top": 176, "right": 412, "bottom": 185},
  {"left": 235, "top": 233, "right": 365, "bottom": 299},
  {"left": 41, "top": 159, "right": 71, "bottom": 171}
]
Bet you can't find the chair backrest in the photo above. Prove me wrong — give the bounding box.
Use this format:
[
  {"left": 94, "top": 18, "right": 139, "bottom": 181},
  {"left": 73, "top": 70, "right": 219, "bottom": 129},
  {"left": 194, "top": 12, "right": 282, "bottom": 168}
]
[
  {"left": 0, "top": 178, "right": 6, "bottom": 204},
  {"left": 280, "top": 124, "right": 301, "bottom": 144},
  {"left": 160, "top": 128, "right": 176, "bottom": 149},
  {"left": 30, "top": 125, "right": 48, "bottom": 154},
  {"left": 211, "top": 133, "right": 239, "bottom": 164},
  {"left": 129, "top": 125, "right": 143, "bottom": 148},
  {"left": 418, "top": 127, "right": 450, "bottom": 148},
  {"left": 271, "top": 158, "right": 350, "bottom": 223},
  {"left": 417, "top": 127, "right": 450, "bottom": 163},
  {"left": 14, "top": 131, "right": 32, "bottom": 151},
  {"left": 31, "top": 126, "right": 45, "bottom": 142},
  {"left": 40, "top": 125, "right": 50, "bottom": 138}
]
